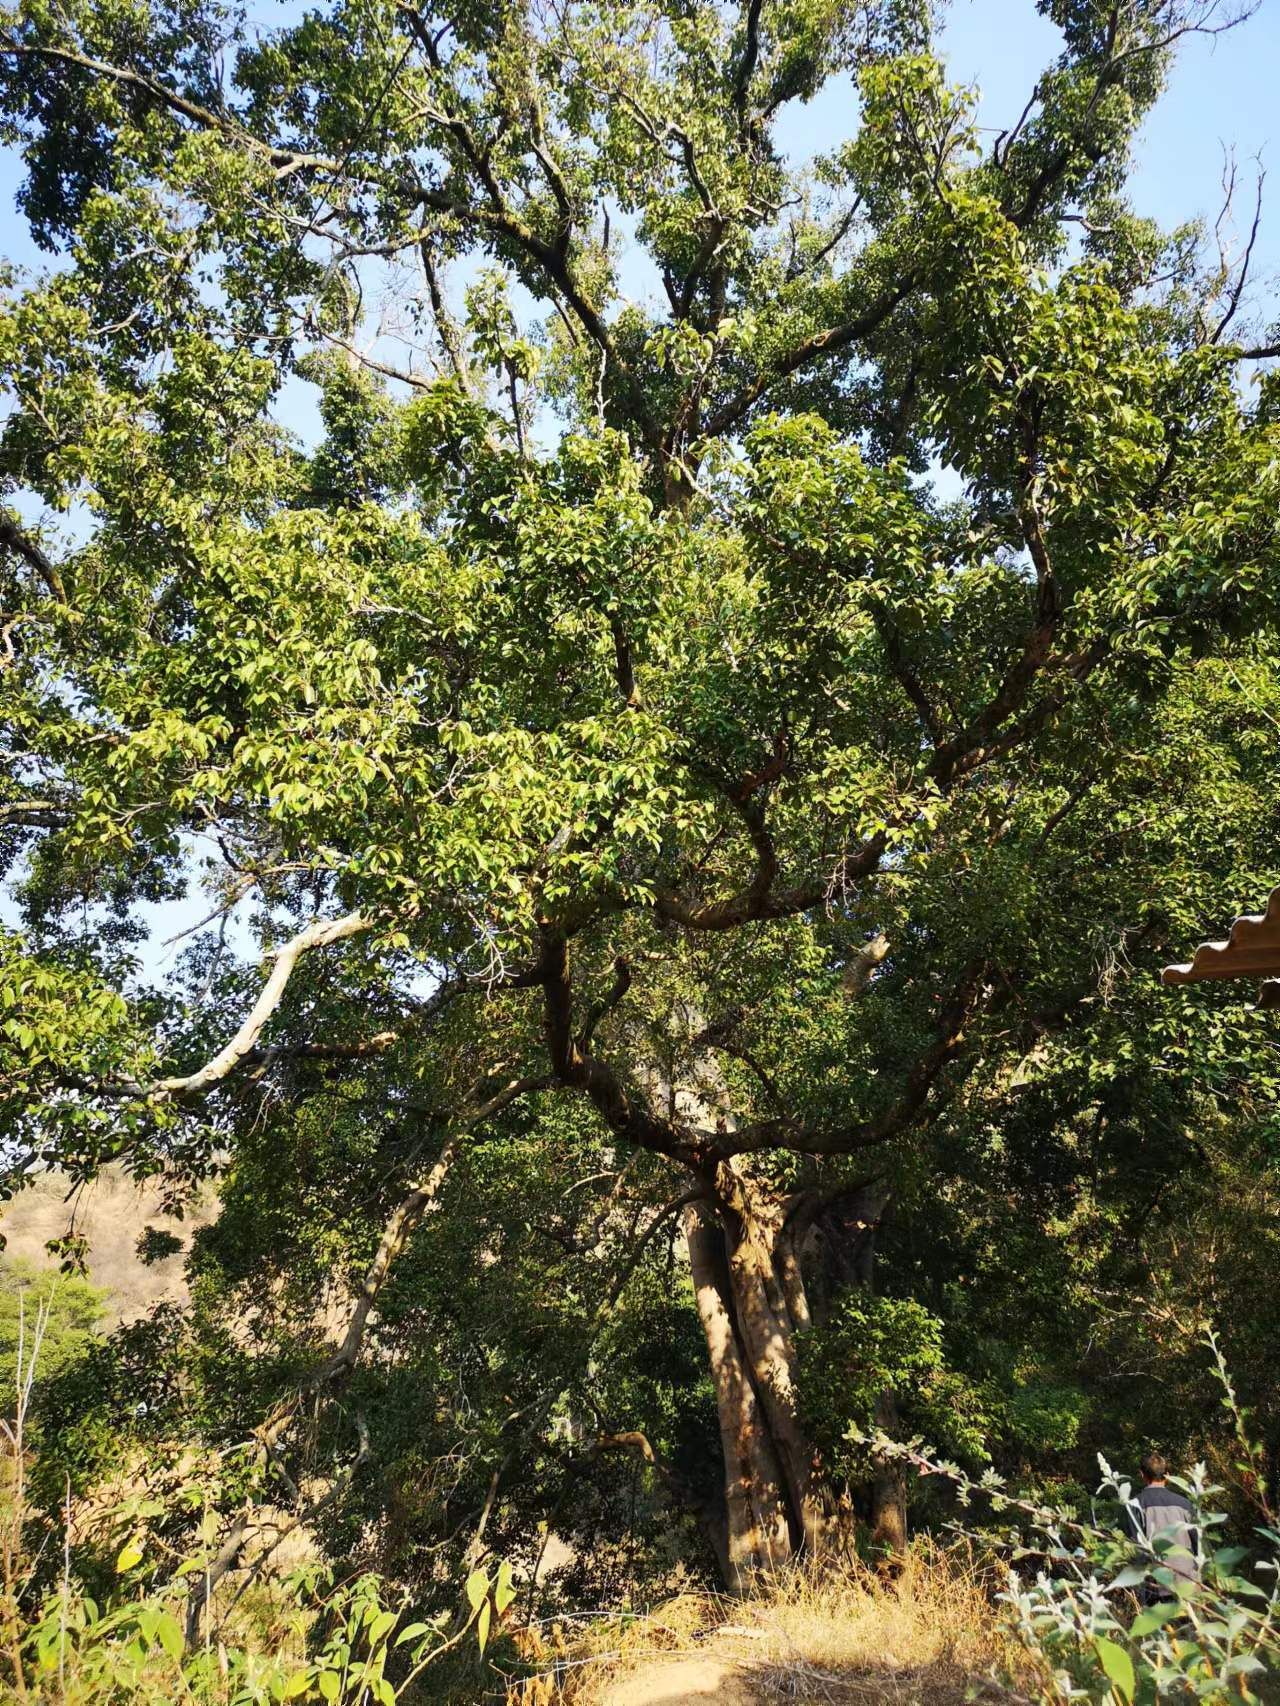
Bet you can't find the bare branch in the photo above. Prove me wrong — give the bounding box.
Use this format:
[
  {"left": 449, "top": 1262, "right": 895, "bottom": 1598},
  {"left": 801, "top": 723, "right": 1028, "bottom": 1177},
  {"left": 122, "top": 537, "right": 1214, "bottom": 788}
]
[
  {"left": 0, "top": 798, "right": 70, "bottom": 826},
  {"left": 784, "top": 200, "right": 862, "bottom": 284},
  {"left": 578, "top": 957, "right": 632, "bottom": 1050},
  {"left": 314, "top": 326, "right": 438, "bottom": 390},
  {"left": 1210, "top": 165, "right": 1265, "bottom": 346},
  {"left": 153, "top": 913, "right": 371, "bottom": 1097}
]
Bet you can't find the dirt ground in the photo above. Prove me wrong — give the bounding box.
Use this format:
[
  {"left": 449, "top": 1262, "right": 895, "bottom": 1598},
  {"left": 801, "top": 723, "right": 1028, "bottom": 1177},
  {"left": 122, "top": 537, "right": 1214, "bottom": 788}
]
[{"left": 600, "top": 1652, "right": 756, "bottom": 1705}]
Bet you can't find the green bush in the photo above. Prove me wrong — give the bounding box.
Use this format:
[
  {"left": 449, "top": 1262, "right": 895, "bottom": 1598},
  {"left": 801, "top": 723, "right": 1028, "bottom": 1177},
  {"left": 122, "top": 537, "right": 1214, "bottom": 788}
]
[
  {"left": 798, "top": 1292, "right": 995, "bottom": 1475},
  {"left": 860, "top": 1329, "right": 1280, "bottom": 1704},
  {"left": 0, "top": 1258, "right": 105, "bottom": 1400}
]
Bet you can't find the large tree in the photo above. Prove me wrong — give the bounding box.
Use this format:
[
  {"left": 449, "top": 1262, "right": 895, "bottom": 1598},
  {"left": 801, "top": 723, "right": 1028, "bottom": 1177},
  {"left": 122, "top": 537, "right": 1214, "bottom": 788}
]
[{"left": 2, "top": 0, "right": 1279, "bottom": 1593}]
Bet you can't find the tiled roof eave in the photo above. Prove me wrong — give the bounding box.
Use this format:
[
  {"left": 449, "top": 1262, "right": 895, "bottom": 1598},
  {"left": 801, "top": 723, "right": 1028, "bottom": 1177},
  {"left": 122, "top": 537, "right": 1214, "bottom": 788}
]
[{"left": 1162, "top": 887, "right": 1280, "bottom": 1011}]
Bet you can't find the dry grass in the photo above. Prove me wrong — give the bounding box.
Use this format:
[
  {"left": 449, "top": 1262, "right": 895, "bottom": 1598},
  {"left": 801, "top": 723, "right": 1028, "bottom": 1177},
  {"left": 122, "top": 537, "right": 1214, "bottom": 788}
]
[
  {"left": 737, "top": 1544, "right": 1020, "bottom": 1705},
  {"left": 508, "top": 1543, "right": 1030, "bottom": 1706},
  {"left": 508, "top": 1592, "right": 732, "bottom": 1705}
]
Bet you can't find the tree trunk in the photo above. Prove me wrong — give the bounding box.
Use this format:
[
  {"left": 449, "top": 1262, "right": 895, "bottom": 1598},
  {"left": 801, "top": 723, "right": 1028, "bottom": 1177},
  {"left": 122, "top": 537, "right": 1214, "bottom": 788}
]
[
  {"left": 683, "top": 1203, "right": 792, "bottom": 1593},
  {"left": 868, "top": 1390, "right": 908, "bottom": 1561},
  {"left": 683, "top": 1185, "right": 848, "bottom": 1588},
  {"left": 684, "top": 1179, "right": 907, "bottom": 1588}
]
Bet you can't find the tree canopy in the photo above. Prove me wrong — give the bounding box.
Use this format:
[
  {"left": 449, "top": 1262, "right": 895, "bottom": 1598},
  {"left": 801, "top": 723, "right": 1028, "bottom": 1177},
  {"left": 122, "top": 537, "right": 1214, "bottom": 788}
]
[{"left": 1, "top": 0, "right": 1278, "bottom": 1610}]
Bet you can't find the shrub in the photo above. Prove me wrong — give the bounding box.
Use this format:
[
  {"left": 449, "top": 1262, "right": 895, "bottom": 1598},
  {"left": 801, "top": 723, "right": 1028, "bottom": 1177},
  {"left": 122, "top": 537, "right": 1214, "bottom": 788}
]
[
  {"left": 0, "top": 1258, "right": 105, "bottom": 1402},
  {"left": 859, "top": 1330, "right": 1280, "bottom": 1704}
]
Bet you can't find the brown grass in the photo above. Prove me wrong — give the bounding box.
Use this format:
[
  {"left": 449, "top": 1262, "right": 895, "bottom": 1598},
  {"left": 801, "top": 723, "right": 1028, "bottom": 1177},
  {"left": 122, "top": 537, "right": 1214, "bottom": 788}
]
[{"left": 509, "top": 1543, "right": 1029, "bottom": 1706}]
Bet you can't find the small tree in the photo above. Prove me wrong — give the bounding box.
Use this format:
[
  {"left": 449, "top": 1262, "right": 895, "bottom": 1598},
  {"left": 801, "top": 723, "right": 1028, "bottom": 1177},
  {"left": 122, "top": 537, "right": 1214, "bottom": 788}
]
[{"left": 1, "top": 0, "right": 1278, "bottom": 1590}]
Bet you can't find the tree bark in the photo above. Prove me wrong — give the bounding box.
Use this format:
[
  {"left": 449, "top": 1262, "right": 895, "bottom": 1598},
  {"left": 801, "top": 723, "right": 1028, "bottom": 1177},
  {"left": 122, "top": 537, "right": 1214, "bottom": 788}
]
[
  {"left": 683, "top": 1180, "right": 852, "bottom": 1587},
  {"left": 683, "top": 1177, "right": 908, "bottom": 1587},
  {"left": 721, "top": 1187, "right": 837, "bottom": 1559},
  {"left": 683, "top": 1202, "right": 792, "bottom": 1593},
  {"left": 868, "top": 1390, "right": 908, "bottom": 1561}
]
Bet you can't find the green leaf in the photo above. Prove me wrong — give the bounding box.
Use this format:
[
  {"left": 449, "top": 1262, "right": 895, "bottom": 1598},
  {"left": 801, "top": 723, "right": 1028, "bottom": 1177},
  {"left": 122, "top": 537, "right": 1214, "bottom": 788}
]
[
  {"left": 465, "top": 1568, "right": 489, "bottom": 1612},
  {"left": 395, "top": 1620, "right": 433, "bottom": 1646},
  {"left": 368, "top": 1609, "right": 397, "bottom": 1646},
  {"left": 155, "top": 1611, "right": 184, "bottom": 1662},
  {"left": 317, "top": 1670, "right": 339, "bottom": 1702},
  {"left": 115, "top": 1540, "right": 144, "bottom": 1573},
  {"left": 282, "top": 1670, "right": 312, "bottom": 1698},
  {"left": 477, "top": 1598, "right": 492, "bottom": 1653},
  {"left": 1129, "top": 1602, "right": 1178, "bottom": 1638},
  {"left": 1095, "top": 1636, "right": 1136, "bottom": 1704},
  {"left": 494, "top": 1559, "right": 517, "bottom": 1615},
  {"left": 1108, "top": 1566, "right": 1149, "bottom": 1589}
]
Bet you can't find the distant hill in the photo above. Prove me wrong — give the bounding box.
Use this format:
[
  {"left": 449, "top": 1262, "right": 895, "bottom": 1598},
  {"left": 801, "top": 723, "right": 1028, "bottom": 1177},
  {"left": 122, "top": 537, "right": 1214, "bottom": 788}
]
[{"left": 0, "top": 1167, "right": 217, "bottom": 1325}]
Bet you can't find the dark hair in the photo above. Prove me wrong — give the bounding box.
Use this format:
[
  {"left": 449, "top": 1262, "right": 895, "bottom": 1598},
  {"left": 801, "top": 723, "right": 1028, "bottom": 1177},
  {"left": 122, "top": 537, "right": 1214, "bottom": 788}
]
[{"left": 1140, "top": 1451, "right": 1168, "bottom": 1482}]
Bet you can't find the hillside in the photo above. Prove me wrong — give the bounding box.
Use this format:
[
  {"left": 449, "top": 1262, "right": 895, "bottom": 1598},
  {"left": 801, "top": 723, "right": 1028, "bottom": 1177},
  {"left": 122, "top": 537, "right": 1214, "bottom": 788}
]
[{"left": 0, "top": 1167, "right": 216, "bottom": 1325}]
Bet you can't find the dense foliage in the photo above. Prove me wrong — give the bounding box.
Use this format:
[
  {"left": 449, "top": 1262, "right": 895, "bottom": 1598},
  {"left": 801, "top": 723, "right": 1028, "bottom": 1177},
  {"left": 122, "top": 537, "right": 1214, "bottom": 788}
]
[
  {"left": 0, "top": 1257, "right": 103, "bottom": 1395},
  {"left": 1, "top": 0, "right": 1278, "bottom": 1683}
]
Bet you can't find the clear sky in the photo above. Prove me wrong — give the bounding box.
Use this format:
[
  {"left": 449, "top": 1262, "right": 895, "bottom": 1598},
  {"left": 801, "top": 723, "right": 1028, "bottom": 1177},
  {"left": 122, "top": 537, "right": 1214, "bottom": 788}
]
[{"left": 2, "top": 0, "right": 1278, "bottom": 974}]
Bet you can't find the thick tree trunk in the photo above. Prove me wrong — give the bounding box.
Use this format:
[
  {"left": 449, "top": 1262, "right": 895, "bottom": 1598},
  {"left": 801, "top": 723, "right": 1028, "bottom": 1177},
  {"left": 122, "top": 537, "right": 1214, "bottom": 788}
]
[
  {"left": 683, "top": 1184, "right": 848, "bottom": 1587},
  {"left": 722, "top": 1198, "right": 839, "bottom": 1559},
  {"left": 684, "top": 1179, "right": 906, "bottom": 1587},
  {"left": 684, "top": 1203, "right": 792, "bottom": 1593}
]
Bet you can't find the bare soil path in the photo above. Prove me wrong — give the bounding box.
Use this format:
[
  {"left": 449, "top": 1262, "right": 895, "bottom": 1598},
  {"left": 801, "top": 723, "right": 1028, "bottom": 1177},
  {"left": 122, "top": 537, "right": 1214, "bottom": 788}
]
[{"left": 600, "top": 1652, "right": 756, "bottom": 1704}]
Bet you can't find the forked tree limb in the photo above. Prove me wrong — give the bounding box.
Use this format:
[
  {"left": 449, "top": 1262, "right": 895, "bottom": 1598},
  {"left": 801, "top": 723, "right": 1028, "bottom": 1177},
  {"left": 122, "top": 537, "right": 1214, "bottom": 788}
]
[
  {"left": 540, "top": 929, "right": 712, "bottom": 1168},
  {"left": 722, "top": 958, "right": 988, "bottom": 1160}
]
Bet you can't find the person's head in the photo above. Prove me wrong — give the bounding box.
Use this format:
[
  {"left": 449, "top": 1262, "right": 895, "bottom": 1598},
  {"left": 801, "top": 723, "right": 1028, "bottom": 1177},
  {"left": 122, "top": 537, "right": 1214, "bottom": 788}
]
[{"left": 1140, "top": 1451, "right": 1168, "bottom": 1485}]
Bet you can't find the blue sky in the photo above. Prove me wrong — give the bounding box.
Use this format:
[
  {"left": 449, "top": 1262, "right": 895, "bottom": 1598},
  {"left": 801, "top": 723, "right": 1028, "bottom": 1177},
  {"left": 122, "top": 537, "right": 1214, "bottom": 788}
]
[
  {"left": 941, "top": 0, "right": 1277, "bottom": 287},
  {"left": 2, "top": 0, "right": 1277, "bottom": 973}
]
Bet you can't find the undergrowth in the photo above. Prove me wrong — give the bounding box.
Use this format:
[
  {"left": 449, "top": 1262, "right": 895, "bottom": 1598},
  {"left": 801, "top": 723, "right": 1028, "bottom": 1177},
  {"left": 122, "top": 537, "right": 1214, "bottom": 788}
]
[{"left": 5, "top": 1289, "right": 1276, "bottom": 1705}]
